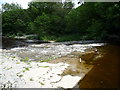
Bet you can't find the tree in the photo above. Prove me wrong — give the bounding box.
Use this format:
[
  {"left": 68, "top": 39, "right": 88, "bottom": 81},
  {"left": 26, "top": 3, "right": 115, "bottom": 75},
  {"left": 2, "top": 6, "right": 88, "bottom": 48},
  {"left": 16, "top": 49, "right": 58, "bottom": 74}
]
[
  {"left": 2, "top": 8, "right": 31, "bottom": 35},
  {"left": 27, "top": 2, "right": 74, "bottom": 36},
  {"left": 65, "top": 2, "right": 120, "bottom": 41},
  {"left": 2, "top": 3, "right": 22, "bottom": 11},
  {"left": 28, "top": 2, "right": 55, "bottom": 21},
  {"left": 32, "top": 13, "right": 51, "bottom": 36}
]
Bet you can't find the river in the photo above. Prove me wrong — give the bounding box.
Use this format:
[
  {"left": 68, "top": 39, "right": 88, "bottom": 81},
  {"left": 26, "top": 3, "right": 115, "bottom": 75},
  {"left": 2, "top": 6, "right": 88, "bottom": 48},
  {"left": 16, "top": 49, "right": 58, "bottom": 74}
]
[
  {"left": 0, "top": 37, "right": 119, "bottom": 88},
  {"left": 80, "top": 44, "right": 120, "bottom": 88}
]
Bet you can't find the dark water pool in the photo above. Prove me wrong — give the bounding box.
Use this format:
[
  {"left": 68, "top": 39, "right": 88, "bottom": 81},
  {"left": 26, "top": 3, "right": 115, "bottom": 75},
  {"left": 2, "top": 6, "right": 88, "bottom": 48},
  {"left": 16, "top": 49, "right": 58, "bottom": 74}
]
[{"left": 80, "top": 44, "right": 120, "bottom": 88}]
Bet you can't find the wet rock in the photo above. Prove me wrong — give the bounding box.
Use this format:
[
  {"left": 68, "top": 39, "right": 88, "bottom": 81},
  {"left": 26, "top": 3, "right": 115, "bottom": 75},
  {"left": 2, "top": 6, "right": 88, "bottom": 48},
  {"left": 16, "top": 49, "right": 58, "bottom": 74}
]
[
  {"left": 54, "top": 75, "right": 81, "bottom": 88},
  {"left": 2, "top": 37, "right": 27, "bottom": 49},
  {"left": 24, "top": 40, "right": 49, "bottom": 44},
  {"left": 79, "top": 51, "right": 97, "bottom": 63}
]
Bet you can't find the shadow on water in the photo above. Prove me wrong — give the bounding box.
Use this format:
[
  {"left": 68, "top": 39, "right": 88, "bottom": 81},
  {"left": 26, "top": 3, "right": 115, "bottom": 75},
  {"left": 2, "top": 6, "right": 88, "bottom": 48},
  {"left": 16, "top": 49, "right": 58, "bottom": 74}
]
[
  {"left": 2, "top": 37, "right": 28, "bottom": 49},
  {"left": 1, "top": 37, "right": 50, "bottom": 49},
  {"left": 1, "top": 36, "right": 106, "bottom": 50},
  {"left": 80, "top": 44, "right": 120, "bottom": 88}
]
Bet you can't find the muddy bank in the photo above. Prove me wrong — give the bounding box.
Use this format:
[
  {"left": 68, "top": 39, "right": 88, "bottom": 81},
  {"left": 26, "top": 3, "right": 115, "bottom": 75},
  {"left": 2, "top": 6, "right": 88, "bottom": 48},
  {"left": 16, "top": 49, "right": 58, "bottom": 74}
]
[{"left": 79, "top": 45, "right": 120, "bottom": 88}]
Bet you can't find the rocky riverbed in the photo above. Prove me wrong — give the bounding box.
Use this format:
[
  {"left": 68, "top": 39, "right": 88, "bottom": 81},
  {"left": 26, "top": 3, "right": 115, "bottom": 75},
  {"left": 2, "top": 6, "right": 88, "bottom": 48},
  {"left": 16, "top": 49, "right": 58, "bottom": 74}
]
[{"left": 0, "top": 41, "right": 105, "bottom": 88}]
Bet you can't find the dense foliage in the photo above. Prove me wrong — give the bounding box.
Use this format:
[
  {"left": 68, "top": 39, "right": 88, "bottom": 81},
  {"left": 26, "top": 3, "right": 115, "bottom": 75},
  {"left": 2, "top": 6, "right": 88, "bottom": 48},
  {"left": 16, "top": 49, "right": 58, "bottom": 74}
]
[{"left": 1, "top": 2, "right": 120, "bottom": 42}]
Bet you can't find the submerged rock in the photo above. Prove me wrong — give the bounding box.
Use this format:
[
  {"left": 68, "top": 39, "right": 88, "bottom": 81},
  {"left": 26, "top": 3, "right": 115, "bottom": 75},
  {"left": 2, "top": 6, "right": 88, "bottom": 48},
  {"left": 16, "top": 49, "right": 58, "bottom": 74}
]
[{"left": 80, "top": 51, "right": 96, "bottom": 62}]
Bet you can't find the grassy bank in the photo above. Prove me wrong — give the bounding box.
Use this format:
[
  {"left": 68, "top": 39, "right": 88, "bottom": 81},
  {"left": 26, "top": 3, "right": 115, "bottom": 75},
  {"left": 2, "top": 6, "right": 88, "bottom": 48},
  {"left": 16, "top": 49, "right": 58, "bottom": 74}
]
[{"left": 40, "top": 34, "right": 93, "bottom": 42}]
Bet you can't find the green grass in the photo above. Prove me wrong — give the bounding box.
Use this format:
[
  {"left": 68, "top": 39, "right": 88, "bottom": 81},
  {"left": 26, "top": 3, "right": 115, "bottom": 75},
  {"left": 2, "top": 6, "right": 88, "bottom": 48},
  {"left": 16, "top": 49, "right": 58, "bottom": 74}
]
[
  {"left": 56, "top": 34, "right": 82, "bottom": 42},
  {"left": 25, "top": 67, "right": 30, "bottom": 71},
  {"left": 39, "top": 82, "right": 45, "bottom": 85},
  {"left": 38, "top": 66, "right": 49, "bottom": 68},
  {"left": 40, "top": 34, "right": 85, "bottom": 42},
  {"left": 39, "top": 59, "right": 51, "bottom": 62},
  {"left": 22, "top": 67, "right": 30, "bottom": 72},
  {"left": 38, "top": 56, "right": 55, "bottom": 62},
  {"left": 6, "top": 67, "right": 12, "bottom": 70},
  {"left": 16, "top": 62, "right": 20, "bottom": 64},
  {"left": 11, "top": 56, "right": 16, "bottom": 58},
  {"left": 20, "top": 57, "right": 29, "bottom": 62},
  {"left": 5, "top": 33, "right": 25, "bottom": 38},
  {"left": 22, "top": 70, "right": 26, "bottom": 72},
  {"left": 18, "top": 74, "right": 23, "bottom": 77},
  {"left": 40, "top": 35, "right": 57, "bottom": 41},
  {"left": 30, "top": 78, "right": 34, "bottom": 81}
]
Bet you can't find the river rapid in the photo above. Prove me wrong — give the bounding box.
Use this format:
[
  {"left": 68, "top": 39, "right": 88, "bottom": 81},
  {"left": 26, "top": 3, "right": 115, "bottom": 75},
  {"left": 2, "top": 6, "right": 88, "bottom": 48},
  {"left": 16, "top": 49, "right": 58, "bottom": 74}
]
[{"left": 1, "top": 37, "right": 118, "bottom": 88}]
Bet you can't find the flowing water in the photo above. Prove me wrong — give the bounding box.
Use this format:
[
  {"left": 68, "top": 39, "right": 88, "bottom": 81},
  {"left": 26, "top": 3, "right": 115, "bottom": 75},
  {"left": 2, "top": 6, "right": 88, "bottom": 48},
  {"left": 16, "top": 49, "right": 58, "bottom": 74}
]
[
  {"left": 80, "top": 44, "right": 120, "bottom": 88},
  {"left": 1, "top": 37, "right": 119, "bottom": 88}
]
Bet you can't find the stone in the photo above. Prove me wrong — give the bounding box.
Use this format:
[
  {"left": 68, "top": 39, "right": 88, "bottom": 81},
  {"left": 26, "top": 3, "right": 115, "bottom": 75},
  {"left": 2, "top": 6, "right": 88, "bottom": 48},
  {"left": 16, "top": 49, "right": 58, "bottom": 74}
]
[
  {"left": 80, "top": 51, "right": 96, "bottom": 62},
  {"left": 54, "top": 75, "right": 81, "bottom": 88}
]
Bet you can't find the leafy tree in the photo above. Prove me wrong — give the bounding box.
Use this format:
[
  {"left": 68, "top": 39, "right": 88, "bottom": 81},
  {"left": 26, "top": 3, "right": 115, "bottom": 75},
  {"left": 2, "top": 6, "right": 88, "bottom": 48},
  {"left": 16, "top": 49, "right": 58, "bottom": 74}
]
[
  {"left": 2, "top": 8, "right": 31, "bottom": 35},
  {"left": 2, "top": 1, "right": 120, "bottom": 42},
  {"left": 28, "top": 2, "right": 55, "bottom": 21},
  {"left": 65, "top": 2, "right": 120, "bottom": 41},
  {"left": 32, "top": 13, "right": 51, "bottom": 36},
  {"left": 2, "top": 3, "right": 22, "bottom": 11},
  {"left": 27, "top": 2, "right": 74, "bottom": 36},
  {"left": 50, "top": 15, "right": 64, "bottom": 35}
]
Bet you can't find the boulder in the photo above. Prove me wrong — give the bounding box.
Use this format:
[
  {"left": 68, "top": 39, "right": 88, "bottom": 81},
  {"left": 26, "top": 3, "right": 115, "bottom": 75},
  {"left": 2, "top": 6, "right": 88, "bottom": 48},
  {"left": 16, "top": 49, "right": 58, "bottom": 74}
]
[{"left": 80, "top": 51, "right": 97, "bottom": 63}]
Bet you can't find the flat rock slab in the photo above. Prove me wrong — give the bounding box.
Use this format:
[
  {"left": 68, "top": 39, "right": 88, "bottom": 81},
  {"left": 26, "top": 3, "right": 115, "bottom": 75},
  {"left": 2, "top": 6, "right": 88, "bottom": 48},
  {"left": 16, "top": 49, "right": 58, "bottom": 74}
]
[
  {"left": 0, "top": 51, "right": 93, "bottom": 88},
  {"left": 1, "top": 43, "right": 104, "bottom": 88},
  {"left": 49, "top": 51, "right": 95, "bottom": 88},
  {"left": 0, "top": 53, "right": 82, "bottom": 88},
  {"left": 54, "top": 75, "right": 81, "bottom": 88}
]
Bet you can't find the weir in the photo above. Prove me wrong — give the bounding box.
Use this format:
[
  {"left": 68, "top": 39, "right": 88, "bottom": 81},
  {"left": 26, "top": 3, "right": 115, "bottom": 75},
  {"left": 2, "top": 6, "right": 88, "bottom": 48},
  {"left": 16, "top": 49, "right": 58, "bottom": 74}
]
[{"left": 0, "top": 37, "right": 105, "bottom": 88}]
